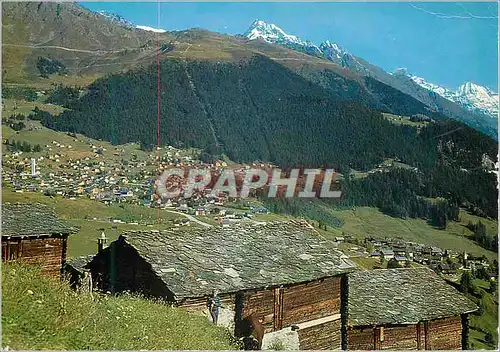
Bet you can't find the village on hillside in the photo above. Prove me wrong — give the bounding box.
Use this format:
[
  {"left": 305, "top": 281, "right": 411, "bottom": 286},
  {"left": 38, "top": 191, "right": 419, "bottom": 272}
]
[
  {"left": 1, "top": 134, "right": 498, "bottom": 350},
  {"left": 2, "top": 115, "right": 499, "bottom": 350},
  {"left": 2, "top": 131, "right": 497, "bottom": 282},
  {"left": 2, "top": 133, "right": 276, "bottom": 224}
]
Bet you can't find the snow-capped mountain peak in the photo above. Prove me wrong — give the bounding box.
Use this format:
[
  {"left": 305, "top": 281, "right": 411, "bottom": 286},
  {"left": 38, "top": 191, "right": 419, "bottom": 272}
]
[
  {"left": 319, "top": 40, "right": 344, "bottom": 60},
  {"left": 394, "top": 69, "right": 498, "bottom": 119},
  {"left": 244, "top": 20, "right": 349, "bottom": 62},
  {"left": 243, "top": 19, "right": 498, "bottom": 125},
  {"left": 244, "top": 19, "right": 310, "bottom": 47},
  {"left": 458, "top": 81, "right": 495, "bottom": 97},
  {"left": 456, "top": 82, "right": 499, "bottom": 118},
  {"left": 319, "top": 40, "right": 342, "bottom": 52}
]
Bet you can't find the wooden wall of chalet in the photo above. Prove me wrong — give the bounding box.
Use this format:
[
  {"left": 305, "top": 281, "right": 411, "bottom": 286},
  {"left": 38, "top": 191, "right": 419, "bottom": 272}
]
[
  {"left": 89, "top": 241, "right": 175, "bottom": 300},
  {"left": 237, "top": 276, "right": 343, "bottom": 349},
  {"left": 347, "top": 315, "right": 464, "bottom": 350},
  {"left": 2, "top": 236, "right": 67, "bottom": 277},
  {"left": 377, "top": 325, "right": 420, "bottom": 350},
  {"left": 347, "top": 326, "right": 375, "bottom": 350},
  {"left": 298, "top": 319, "right": 341, "bottom": 350},
  {"left": 282, "top": 277, "right": 341, "bottom": 326},
  {"left": 427, "top": 316, "right": 463, "bottom": 350}
]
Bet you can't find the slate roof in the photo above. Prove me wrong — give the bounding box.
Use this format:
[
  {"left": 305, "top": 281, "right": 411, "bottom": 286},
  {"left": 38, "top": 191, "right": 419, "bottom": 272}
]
[
  {"left": 2, "top": 203, "right": 77, "bottom": 237},
  {"left": 348, "top": 268, "right": 478, "bottom": 326},
  {"left": 117, "top": 221, "right": 356, "bottom": 299},
  {"left": 65, "top": 255, "right": 95, "bottom": 274}
]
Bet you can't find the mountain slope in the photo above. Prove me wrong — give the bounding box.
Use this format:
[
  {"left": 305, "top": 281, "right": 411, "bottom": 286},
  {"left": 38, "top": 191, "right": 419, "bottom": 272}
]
[
  {"left": 30, "top": 54, "right": 497, "bottom": 220},
  {"left": 35, "top": 55, "right": 430, "bottom": 168},
  {"left": 34, "top": 55, "right": 497, "bottom": 169},
  {"left": 4, "top": 4, "right": 496, "bottom": 139},
  {"left": 243, "top": 20, "right": 498, "bottom": 138},
  {"left": 2, "top": 2, "right": 161, "bottom": 83}
]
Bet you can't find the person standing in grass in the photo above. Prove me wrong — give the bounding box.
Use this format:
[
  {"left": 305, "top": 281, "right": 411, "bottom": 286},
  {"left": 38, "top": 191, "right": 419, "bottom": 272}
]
[{"left": 207, "top": 289, "right": 221, "bottom": 324}]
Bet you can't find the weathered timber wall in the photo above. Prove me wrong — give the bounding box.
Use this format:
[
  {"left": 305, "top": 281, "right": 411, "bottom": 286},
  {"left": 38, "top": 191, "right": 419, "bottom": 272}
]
[
  {"left": 179, "top": 293, "right": 235, "bottom": 311},
  {"left": 2, "top": 237, "right": 66, "bottom": 277},
  {"left": 236, "top": 276, "right": 343, "bottom": 349},
  {"left": 348, "top": 327, "right": 376, "bottom": 350},
  {"left": 89, "top": 241, "right": 174, "bottom": 300},
  {"left": 427, "top": 316, "right": 462, "bottom": 350},
  {"left": 379, "top": 325, "right": 418, "bottom": 350},
  {"left": 241, "top": 288, "right": 276, "bottom": 333},
  {"left": 298, "top": 319, "right": 342, "bottom": 350},
  {"left": 239, "top": 276, "right": 342, "bottom": 334},
  {"left": 282, "top": 276, "right": 341, "bottom": 326},
  {"left": 349, "top": 325, "right": 419, "bottom": 350},
  {"left": 417, "top": 322, "right": 425, "bottom": 349},
  {"left": 348, "top": 315, "right": 464, "bottom": 350}
]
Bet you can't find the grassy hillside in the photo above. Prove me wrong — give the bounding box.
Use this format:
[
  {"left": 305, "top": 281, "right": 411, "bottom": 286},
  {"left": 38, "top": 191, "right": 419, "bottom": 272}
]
[
  {"left": 2, "top": 263, "right": 236, "bottom": 350},
  {"left": 469, "top": 278, "right": 499, "bottom": 350},
  {"left": 228, "top": 198, "right": 497, "bottom": 262},
  {"left": 2, "top": 119, "right": 157, "bottom": 173},
  {"left": 2, "top": 2, "right": 157, "bottom": 84},
  {"left": 328, "top": 206, "right": 497, "bottom": 261}
]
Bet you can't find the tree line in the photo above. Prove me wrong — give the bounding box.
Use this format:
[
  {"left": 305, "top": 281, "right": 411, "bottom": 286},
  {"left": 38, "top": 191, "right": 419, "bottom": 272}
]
[{"left": 3, "top": 139, "right": 42, "bottom": 152}]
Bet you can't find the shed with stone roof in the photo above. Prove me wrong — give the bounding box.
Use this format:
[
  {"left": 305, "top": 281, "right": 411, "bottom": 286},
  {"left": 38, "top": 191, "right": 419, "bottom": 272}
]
[
  {"left": 88, "top": 221, "right": 356, "bottom": 350},
  {"left": 347, "top": 268, "right": 478, "bottom": 350},
  {"left": 2, "top": 203, "right": 78, "bottom": 276},
  {"left": 64, "top": 254, "right": 95, "bottom": 292}
]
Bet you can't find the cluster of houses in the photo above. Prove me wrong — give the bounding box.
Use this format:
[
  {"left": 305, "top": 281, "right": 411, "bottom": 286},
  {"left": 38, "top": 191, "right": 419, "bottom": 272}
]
[
  {"left": 2, "top": 144, "right": 155, "bottom": 204},
  {"left": 2, "top": 138, "right": 274, "bottom": 226},
  {"left": 366, "top": 157, "right": 419, "bottom": 176},
  {"left": 364, "top": 237, "right": 493, "bottom": 277},
  {"left": 2, "top": 202, "right": 479, "bottom": 350}
]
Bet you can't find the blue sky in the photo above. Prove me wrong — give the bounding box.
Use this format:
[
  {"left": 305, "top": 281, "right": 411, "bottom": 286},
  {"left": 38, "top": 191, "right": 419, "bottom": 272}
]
[{"left": 80, "top": 2, "right": 498, "bottom": 91}]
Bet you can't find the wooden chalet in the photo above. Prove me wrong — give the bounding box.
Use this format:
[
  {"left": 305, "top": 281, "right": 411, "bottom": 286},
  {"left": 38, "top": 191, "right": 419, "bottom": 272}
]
[
  {"left": 347, "top": 268, "right": 478, "bottom": 350},
  {"left": 88, "top": 221, "right": 356, "bottom": 350},
  {"left": 2, "top": 203, "right": 77, "bottom": 276}
]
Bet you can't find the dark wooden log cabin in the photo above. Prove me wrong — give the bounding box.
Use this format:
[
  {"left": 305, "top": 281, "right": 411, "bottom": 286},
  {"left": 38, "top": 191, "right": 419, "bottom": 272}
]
[
  {"left": 88, "top": 221, "right": 356, "bottom": 349},
  {"left": 347, "top": 268, "right": 478, "bottom": 350},
  {"left": 2, "top": 203, "right": 77, "bottom": 277}
]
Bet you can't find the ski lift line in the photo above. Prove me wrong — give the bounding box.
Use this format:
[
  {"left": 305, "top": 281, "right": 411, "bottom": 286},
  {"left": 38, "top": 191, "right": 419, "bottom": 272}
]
[
  {"left": 182, "top": 43, "right": 192, "bottom": 56},
  {"left": 433, "top": 126, "right": 464, "bottom": 139}
]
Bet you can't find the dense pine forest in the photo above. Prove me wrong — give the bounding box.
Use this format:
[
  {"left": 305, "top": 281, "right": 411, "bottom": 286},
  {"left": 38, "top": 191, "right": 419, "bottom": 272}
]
[
  {"left": 35, "top": 55, "right": 453, "bottom": 167},
  {"left": 31, "top": 55, "right": 498, "bottom": 224}
]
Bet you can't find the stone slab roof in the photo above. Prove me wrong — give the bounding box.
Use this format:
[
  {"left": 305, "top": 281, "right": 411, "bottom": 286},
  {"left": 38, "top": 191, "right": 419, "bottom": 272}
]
[
  {"left": 2, "top": 203, "right": 77, "bottom": 237},
  {"left": 65, "top": 255, "right": 94, "bottom": 274},
  {"left": 118, "top": 221, "right": 356, "bottom": 300},
  {"left": 348, "top": 268, "right": 478, "bottom": 326}
]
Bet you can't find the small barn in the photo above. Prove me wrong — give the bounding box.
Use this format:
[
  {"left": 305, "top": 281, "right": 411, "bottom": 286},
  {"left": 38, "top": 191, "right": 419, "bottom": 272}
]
[
  {"left": 347, "top": 268, "right": 478, "bottom": 350},
  {"left": 64, "top": 254, "right": 95, "bottom": 292},
  {"left": 89, "top": 221, "right": 356, "bottom": 350},
  {"left": 2, "top": 203, "right": 77, "bottom": 277}
]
